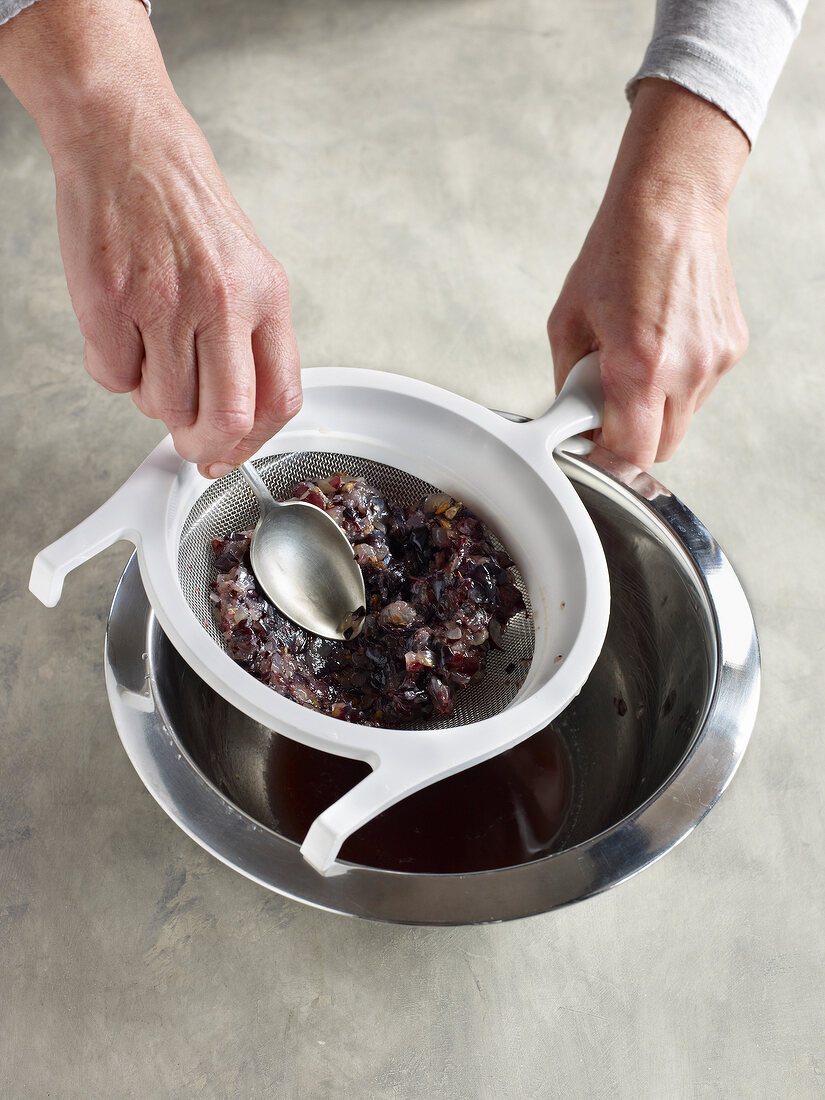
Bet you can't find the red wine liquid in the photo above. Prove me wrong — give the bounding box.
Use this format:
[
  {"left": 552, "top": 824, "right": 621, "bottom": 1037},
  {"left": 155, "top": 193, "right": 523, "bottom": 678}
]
[{"left": 266, "top": 724, "right": 572, "bottom": 873}]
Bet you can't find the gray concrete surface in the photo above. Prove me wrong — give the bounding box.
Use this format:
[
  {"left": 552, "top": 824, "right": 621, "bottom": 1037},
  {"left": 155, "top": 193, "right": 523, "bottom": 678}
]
[{"left": 2, "top": 1, "right": 824, "bottom": 1097}]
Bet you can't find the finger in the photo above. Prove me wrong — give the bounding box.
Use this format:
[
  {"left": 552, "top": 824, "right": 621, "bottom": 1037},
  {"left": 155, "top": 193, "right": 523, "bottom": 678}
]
[
  {"left": 547, "top": 300, "right": 596, "bottom": 394},
  {"left": 83, "top": 317, "right": 144, "bottom": 394},
  {"left": 197, "top": 316, "right": 302, "bottom": 477},
  {"left": 656, "top": 390, "right": 697, "bottom": 462},
  {"left": 173, "top": 323, "right": 256, "bottom": 468},
  {"left": 598, "top": 355, "right": 667, "bottom": 470},
  {"left": 131, "top": 326, "right": 198, "bottom": 431}
]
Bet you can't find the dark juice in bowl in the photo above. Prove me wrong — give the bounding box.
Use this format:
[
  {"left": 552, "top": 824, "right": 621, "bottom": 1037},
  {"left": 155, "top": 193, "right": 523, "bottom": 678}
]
[{"left": 266, "top": 723, "right": 572, "bottom": 874}]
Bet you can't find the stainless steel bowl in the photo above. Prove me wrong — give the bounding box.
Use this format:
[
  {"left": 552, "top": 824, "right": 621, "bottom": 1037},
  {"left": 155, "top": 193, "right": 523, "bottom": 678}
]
[{"left": 105, "top": 442, "right": 760, "bottom": 924}]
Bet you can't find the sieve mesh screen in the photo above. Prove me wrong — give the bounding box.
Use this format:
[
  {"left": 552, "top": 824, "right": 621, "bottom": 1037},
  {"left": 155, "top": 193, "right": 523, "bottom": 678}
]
[{"left": 177, "top": 452, "right": 534, "bottom": 729}]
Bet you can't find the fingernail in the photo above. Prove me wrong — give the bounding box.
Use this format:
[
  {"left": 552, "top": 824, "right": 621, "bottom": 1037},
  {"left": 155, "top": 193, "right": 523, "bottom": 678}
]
[{"left": 205, "top": 462, "right": 234, "bottom": 479}]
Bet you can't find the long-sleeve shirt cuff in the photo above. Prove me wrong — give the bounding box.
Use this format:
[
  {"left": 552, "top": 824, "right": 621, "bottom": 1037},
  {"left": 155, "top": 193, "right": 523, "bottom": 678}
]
[
  {"left": 1, "top": 0, "right": 150, "bottom": 28},
  {"left": 627, "top": 0, "right": 807, "bottom": 144}
]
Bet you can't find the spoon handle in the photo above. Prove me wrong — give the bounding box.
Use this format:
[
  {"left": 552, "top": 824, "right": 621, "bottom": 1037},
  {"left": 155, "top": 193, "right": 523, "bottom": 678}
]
[{"left": 239, "top": 461, "right": 278, "bottom": 514}]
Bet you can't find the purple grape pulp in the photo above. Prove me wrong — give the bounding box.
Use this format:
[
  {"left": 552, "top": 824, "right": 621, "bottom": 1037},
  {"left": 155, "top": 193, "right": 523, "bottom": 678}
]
[{"left": 210, "top": 473, "right": 526, "bottom": 727}]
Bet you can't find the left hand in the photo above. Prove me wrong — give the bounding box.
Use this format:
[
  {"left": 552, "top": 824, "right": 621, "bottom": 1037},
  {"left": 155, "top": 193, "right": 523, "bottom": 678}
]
[{"left": 548, "top": 79, "right": 750, "bottom": 469}]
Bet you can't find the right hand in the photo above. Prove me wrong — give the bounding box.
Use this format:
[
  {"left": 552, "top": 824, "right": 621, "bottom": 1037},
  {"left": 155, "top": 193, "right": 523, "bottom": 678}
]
[
  {"left": 0, "top": 0, "right": 301, "bottom": 478},
  {"left": 54, "top": 98, "right": 301, "bottom": 478}
]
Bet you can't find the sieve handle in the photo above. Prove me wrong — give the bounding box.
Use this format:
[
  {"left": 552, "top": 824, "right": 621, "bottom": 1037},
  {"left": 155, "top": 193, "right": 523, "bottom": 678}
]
[
  {"left": 29, "top": 439, "right": 179, "bottom": 607},
  {"left": 525, "top": 351, "right": 603, "bottom": 453}
]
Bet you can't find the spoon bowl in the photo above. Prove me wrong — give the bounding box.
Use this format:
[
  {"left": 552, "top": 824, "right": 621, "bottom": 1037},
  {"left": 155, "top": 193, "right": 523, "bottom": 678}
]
[{"left": 238, "top": 461, "right": 366, "bottom": 641}]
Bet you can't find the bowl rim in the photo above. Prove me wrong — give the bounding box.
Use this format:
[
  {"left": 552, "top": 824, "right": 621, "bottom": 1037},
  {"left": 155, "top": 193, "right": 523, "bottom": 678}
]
[{"left": 104, "top": 439, "right": 760, "bottom": 925}]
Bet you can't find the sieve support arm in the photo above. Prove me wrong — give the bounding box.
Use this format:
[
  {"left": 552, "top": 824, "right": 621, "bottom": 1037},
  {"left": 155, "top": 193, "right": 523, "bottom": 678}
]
[
  {"left": 29, "top": 438, "right": 180, "bottom": 607},
  {"left": 299, "top": 751, "right": 446, "bottom": 875},
  {"left": 524, "top": 352, "right": 603, "bottom": 453}
]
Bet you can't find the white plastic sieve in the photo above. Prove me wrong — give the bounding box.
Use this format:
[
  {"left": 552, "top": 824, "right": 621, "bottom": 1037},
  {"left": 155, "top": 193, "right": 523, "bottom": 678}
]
[{"left": 30, "top": 354, "right": 609, "bottom": 874}]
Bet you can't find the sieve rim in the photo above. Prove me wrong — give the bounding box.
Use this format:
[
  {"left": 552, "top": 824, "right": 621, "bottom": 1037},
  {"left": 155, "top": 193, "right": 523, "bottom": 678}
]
[{"left": 177, "top": 450, "right": 536, "bottom": 733}]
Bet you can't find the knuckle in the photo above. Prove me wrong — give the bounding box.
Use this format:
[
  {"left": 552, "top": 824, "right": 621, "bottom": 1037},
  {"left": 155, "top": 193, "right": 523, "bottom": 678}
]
[
  {"left": 83, "top": 258, "right": 175, "bottom": 331},
  {"left": 142, "top": 264, "right": 187, "bottom": 323},
  {"left": 91, "top": 372, "right": 132, "bottom": 395},
  {"left": 170, "top": 433, "right": 204, "bottom": 464},
  {"left": 202, "top": 270, "right": 234, "bottom": 313},
  {"left": 76, "top": 303, "right": 103, "bottom": 343},
  {"left": 78, "top": 295, "right": 128, "bottom": 346},
  {"left": 258, "top": 380, "right": 303, "bottom": 433},
  {"left": 207, "top": 407, "right": 255, "bottom": 439},
  {"left": 275, "top": 381, "right": 303, "bottom": 424},
  {"left": 82, "top": 260, "right": 133, "bottom": 318},
  {"left": 83, "top": 345, "right": 111, "bottom": 388},
  {"left": 264, "top": 257, "right": 290, "bottom": 296},
  {"left": 133, "top": 391, "right": 195, "bottom": 429},
  {"left": 625, "top": 330, "right": 668, "bottom": 382},
  {"left": 195, "top": 265, "right": 259, "bottom": 328},
  {"left": 82, "top": 332, "right": 142, "bottom": 394},
  {"left": 134, "top": 395, "right": 162, "bottom": 420},
  {"left": 130, "top": 389, "right": 153, "bottom": 419},
  {"left": 195, "top": 249, "right": 256, "bottom": 315},
  {"left": 99, "top": 271, "right": 132, "bottom": 312},
  {"left": 256, "top": 263, "right": 293, "bottom": 322},
  {"left": 600, "top": 340, "right": 665, "bottom": 406},
  {"left": 727, "top": 322, "right": 750, "bottom": 365},
  {"left": 687, "top": 349, "right": 716, "bottom": 388},
  {"left": 163, "top": 407, "right": 198, "bottom": 430}
]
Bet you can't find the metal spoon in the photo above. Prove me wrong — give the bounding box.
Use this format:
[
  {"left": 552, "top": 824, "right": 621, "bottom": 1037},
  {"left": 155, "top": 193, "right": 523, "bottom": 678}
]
[{"left": 238, "top": 462, "right": 366, "bottom": 641}]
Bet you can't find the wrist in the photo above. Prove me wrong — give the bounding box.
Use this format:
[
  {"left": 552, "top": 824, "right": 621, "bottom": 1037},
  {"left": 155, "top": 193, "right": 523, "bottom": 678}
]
[
  {"left": 0, "top": 0, "right": 176, "bottom": 166},
  {"left": 606, "top": 78, "right": 749, "bottom": 221}
]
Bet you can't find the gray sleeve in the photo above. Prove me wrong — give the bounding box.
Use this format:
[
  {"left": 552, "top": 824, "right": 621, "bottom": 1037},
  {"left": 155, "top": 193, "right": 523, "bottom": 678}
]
[
  {"left": 1, "top": 0, "right": 150, "bottom": 28},
  {"left": 627, "top": 0, "right": 808, "bottom": 144}
]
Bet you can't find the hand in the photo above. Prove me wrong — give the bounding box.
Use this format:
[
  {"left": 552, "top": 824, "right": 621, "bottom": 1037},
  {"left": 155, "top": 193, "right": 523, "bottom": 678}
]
[
  {"left": 0, "top": 0, "right": 301, "bottom": 478},
  {"left": 54, "top": 105, "right": 301, "bottom": 478},
  {"left": 548, "top": 79, "right": 750, "bottom": 469}
]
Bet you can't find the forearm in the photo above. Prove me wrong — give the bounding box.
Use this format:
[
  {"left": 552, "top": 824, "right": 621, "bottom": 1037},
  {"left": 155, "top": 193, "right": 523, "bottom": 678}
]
[
  {"left": 0, "top": 0, "right": 174, "bottom": 167},
  {"left": 608, "top": 77, "right": 749, "bottom": 219}
]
